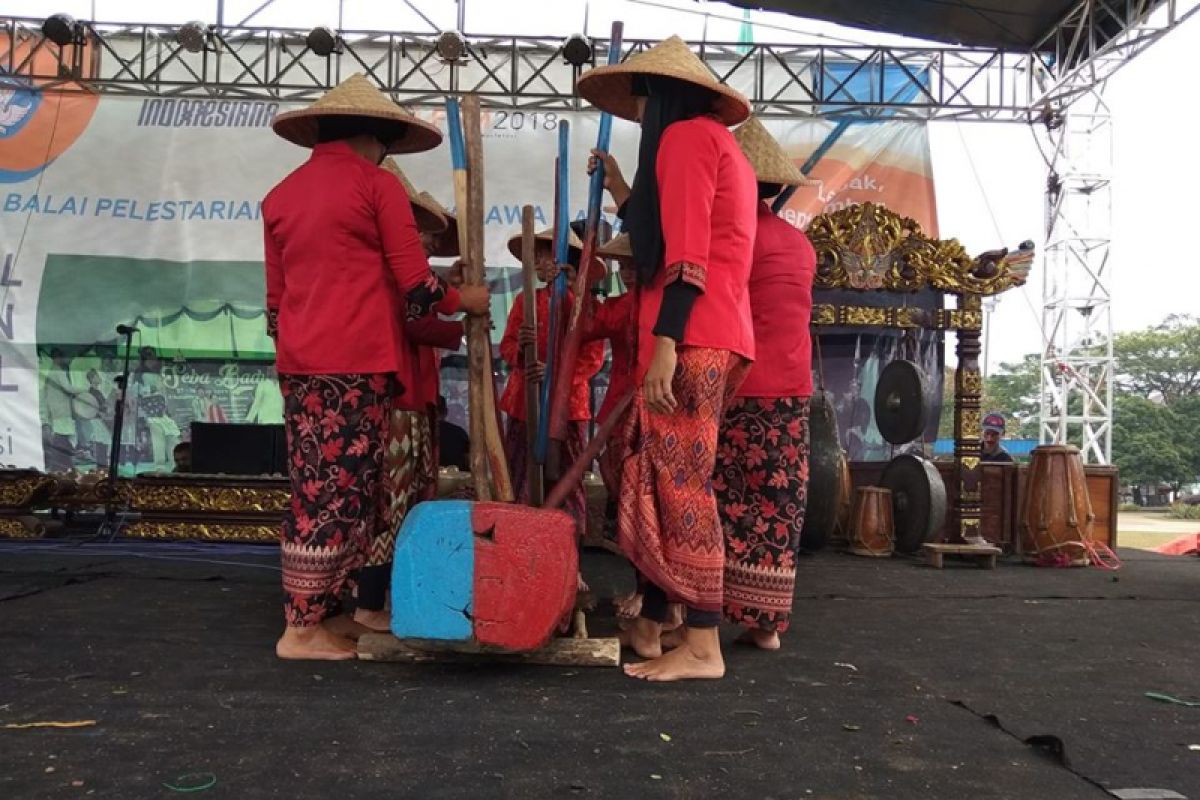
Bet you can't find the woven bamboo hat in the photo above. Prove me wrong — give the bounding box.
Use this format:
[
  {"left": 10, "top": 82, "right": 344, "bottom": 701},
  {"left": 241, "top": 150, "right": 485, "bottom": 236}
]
[
  {"left": 381, "top": 159, "right": 448, "bottom": 233},
  {"left": 597, "top": 233, "right": 632, "bottom": 261},
  {"left": 733, "top": 117, "right": 816, "bottom": 187},
  {"left": 272, "top": 73, "right": 443, "bottom": 154},
  {"left": 506, "top": 227, "right": 584, "bottom": 261},
  {"left": 421, "top": 194, "right": 461, "bottom": 258},
  {"left": 576, "top": 35, "right": 750, "bottom": 126}
]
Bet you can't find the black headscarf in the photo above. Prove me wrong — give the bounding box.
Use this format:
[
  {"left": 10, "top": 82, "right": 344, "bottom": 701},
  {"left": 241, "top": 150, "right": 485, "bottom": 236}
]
[{"left": 623, "top": 75, "right": 719, "bottom": 286}]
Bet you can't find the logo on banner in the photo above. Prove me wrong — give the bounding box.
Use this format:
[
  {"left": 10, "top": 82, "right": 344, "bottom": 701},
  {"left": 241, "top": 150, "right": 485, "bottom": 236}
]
[{"left": 0, "top": 37, "right": 101, "bottom": 183}]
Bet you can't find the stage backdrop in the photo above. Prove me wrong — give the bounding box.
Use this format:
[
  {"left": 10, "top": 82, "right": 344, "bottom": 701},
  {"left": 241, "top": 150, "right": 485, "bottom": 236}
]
[{"left": 0, "top": 83, "right": 938, "bottom": 472}]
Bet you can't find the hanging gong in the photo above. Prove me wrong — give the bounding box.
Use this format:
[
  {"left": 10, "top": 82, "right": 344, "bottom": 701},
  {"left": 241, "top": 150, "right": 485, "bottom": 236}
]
[
  {"left": 800, "top": 391, "right": 841, "bottom": 552},
  {"left": 879, "top": 454, "right": 947, "bottom": 553},
  {"left": 873, "top": 360, "right": 930, "bottom": 445}
]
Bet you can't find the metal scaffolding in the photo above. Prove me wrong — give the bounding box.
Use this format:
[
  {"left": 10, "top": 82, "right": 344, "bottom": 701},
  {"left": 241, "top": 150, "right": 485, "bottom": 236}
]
[
  {"left": 1, "top": 16, "right": 1045, "bottom": 120},
  {"left": 5, "top": 1, "right": 1200, "bottom": 464},
  {"left": 1034, "top": 90, "right": 1114, "bottom": 463},
  {"left": 1030, "top": 0, "right": 1199, "bottom": 462}
]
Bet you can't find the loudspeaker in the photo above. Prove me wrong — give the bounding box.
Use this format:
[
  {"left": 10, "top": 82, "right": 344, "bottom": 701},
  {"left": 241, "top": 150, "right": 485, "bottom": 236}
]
[{"left": 191, "top": 423, "right": 286, "bottom": 476}]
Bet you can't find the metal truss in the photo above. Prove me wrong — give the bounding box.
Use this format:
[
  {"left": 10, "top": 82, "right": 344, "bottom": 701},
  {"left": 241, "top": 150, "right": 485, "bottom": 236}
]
[
  {"left": 1034, "top": 89, "right": 1114, "bottom": 464},
  {"left": 1031, "top": 0, "right": 1200, "bottom": 110},
  {"left": 2, "top": 16, "right": 1042, "bottom": 120}
]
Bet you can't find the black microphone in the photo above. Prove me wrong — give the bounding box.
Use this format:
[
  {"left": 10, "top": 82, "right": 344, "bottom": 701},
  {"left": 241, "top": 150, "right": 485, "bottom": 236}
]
[{"left": 116, "top": 324, "right": 139, "bottom": 336}]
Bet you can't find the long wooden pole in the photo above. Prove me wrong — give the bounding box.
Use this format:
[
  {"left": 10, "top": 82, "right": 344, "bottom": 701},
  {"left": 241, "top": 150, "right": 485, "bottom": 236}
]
[
  {"left": 543, "top": 391, "right": 632, "bottom": 511},
  {"left": 536, "top": 124, "right": 572, "bottom": 465},
  {"left": 520, "top": 205, "right": 544, "bottom": 505},
  {"left": 547, "top": 22, "right": 624, "bottom": 443},
  {"left": 463, "top": 95, "right": 514, "bottom": 502},
  {"left": 444, "top": 97, "right": 489, "bottom": 500}
]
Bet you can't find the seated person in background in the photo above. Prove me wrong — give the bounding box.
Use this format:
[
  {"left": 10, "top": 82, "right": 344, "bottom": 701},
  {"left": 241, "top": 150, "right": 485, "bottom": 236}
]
[
  {"left": 173, "top": 441, "right": 192, "bottom": 473},
  {"left": 437, "top": 395, "right": 470, "bottom": 471},
  {"left": 981, "top": 413, "right": 1014, "bottom": 463}
]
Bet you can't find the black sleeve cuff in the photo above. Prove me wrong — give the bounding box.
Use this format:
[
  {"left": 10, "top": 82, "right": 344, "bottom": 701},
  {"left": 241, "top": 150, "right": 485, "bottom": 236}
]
[
  {"left": 652, "top": 280, "right": 701, "bottom": 342},
  {"left": 616, "top": 200, "right": 627, "bottom": 221}
]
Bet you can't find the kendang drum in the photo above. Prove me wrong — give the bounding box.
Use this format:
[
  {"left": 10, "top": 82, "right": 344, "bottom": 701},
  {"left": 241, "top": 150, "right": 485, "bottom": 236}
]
[
  {"left": 849, "top": 486, "right": 895, "bottom": 558},
  {"left": 1020, "top": 444, "right": 1094, "bottom": 567}
]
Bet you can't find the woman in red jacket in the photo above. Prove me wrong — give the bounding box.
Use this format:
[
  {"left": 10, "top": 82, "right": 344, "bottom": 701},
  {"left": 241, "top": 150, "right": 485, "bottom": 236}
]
[
  {"left": 578, "top": 37, "right": 756, "bottom": 681},
  {"left": 717, "top": 117, "right": 818, "bottom": 651},
  {"left": 498, "top": 228, "right": 604, "bottom": 536},
  {"left": 264, "top": 75, "right": 488, "bottom": 660}
]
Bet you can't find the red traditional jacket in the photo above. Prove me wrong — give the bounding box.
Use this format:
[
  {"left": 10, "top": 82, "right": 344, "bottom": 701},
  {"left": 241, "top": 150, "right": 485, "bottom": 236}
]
[
  {"left": 634, "top": 117, "right": 758, "bottom": 379},
  {"left": 499, "top": 287, "right": 604, "bottom": 422},
  {"left": 737, "top": 202, "right": 816, "bottom": 398},
  {"left": 397, "top": 316, "right": 464, "bottom": 412},
  {"left": 263, "top": 140, "right": 459, "bottom": 376}
]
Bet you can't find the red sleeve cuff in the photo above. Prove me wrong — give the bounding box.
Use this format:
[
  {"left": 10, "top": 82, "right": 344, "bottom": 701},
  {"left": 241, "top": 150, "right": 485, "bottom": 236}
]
[
  {"left": 663, "top": 261, "right": 707, "bottom": 292},
  {"left": 435, "top": 286, "right": 462, "bottom": 315}
]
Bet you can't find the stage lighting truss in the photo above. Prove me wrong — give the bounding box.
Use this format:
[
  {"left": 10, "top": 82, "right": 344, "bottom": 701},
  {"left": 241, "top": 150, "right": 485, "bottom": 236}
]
[{"left": 2, "top": 3, "right": 1197, "bottom": 119}]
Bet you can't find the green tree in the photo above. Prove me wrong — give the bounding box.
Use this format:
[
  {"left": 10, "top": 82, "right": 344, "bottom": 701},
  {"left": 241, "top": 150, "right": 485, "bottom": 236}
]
[
  {"left": 1113, "top": 314, "right": 1200, "bottom": 402},
  {"left": 1111, "top": 395, "right": 1194, "bottom": 489}
]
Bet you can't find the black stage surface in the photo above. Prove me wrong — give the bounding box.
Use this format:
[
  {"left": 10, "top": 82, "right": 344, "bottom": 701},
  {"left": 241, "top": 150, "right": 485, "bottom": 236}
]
[{"left": 1, "top": 541, "right": 1197, "bottom": 799}]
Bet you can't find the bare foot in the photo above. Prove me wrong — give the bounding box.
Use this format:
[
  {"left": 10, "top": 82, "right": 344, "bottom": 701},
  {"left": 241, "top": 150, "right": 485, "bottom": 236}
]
[
  {"left": 735, "top": 628, "right": 781, "bottom": 651},
  {"left": 614, "top": 592, "right": 643, "bottom": 620},
  {"left": 659, "top": 626, "right": 684, "bottom": 651},
  {"left": 623, "top": 627, "right": 725, "bottom": 682},
  {"left": 617, "top": 616, "right": 663, "bottom": 659},
  {"left": 275, "top": 624, "right": 357, "bottom": 661},
  {"left": 665, "top": 603, "right": 683, "bottom": 631},
  {"left": 351, "top": 608, "right": 391, "bottom": 633}
]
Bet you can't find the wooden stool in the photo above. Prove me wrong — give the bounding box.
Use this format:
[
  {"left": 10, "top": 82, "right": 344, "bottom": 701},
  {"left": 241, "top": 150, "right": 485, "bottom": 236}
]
[{"left": 922, "top": 542, "right": 1001, "bottom": 569}]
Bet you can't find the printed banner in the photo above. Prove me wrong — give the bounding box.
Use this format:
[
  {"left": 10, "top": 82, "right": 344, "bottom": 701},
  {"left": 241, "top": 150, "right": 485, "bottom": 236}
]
[{"left": 1, "top": 78, "right": 937, "bottom": 472}]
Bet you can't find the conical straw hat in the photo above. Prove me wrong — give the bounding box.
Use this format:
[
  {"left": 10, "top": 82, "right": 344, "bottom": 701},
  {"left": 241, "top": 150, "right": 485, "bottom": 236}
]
[
  {"left": 733, "top": 117, "right": 817, "bottom": 187},
  {"left": 576, "top": 35, "right": 750, "bottom": 126},
  {"left": 506, "top": 226, "right": 584, "bottom": 261},
  {"left": 381, "top": 158, "right": 447, "bottom": 233},
  {"left": 272, "top": 73, "right": 443, "bottom": 154},
  {"left": 420, "top": 193, "right": 460, "bottom": 258},
  {"left": 597, "top": 232, "right": 632, "bottom": 261}
]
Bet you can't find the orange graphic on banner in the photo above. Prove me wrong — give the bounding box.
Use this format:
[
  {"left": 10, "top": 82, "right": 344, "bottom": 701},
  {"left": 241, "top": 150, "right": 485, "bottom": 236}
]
[
  {"left": 778, "top": 158, "right": 938, "bottom": 237},
  {"left": 0, "top": 32, "right": 100, "bottom": 182}
]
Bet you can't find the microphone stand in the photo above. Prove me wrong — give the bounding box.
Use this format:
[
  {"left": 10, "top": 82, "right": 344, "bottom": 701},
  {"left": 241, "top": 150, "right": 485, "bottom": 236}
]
[{"left": 95, "top": 326, "right": 136, "bottom": 541}]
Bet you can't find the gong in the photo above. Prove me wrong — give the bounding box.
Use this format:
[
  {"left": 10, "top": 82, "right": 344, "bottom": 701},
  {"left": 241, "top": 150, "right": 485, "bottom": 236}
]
[
  {"left": 879, "top": 454, "right": 947, "bottom": 553},
  {"left": 799, "top": 391, "right": 842, "bottom": 552},
  {"left": 873, "top": 360, "right": 930, "bottom": 445}
]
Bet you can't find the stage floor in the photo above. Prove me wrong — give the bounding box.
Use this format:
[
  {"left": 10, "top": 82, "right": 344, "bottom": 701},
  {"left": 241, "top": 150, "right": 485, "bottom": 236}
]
[{"left": 1, "top": 541, "right": 1197, "bottom": 799}]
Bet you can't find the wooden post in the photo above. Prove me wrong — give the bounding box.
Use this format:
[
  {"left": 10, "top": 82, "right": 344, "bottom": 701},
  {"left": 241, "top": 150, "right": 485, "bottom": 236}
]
[
  {"left": 445, "top": 99, "right": 490, "bottom": 501},
  {"left": 462, "top": 95, "right": 513, "bottom": 502},
  {"left": 357, "top": 632, "right": 620, "bottom": 668},
  {"left": 546, "top": 21, "right": 624, "bottom": 443},
  {"left": 953, "top": 293, "right": 986, "bottom": 545},
  {"left": 521, "top": 205, "right": 544, "bottom": 505}
]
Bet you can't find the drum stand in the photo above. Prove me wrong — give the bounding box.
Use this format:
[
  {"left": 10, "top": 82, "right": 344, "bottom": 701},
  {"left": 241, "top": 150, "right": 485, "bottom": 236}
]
[{"left": 93, "top": 326, "right": 137, "bottom": 542}]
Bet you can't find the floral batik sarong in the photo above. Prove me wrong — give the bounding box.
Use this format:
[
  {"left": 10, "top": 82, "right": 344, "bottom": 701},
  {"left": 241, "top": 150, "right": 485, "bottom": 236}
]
[
  {"left": 278, "top": 373, "right": 393, "bottom": 627},
  {"left": 615, "top": 347, "right": 748, "bottom": 612},
  {"left": 716, "top": 396, "right": 810, "bottom": 632}
]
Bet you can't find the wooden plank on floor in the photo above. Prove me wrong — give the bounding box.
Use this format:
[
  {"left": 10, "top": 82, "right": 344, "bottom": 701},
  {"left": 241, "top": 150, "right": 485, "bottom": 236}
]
[{"left": 357, "top": 633, "right": 620, "bottom": 668}]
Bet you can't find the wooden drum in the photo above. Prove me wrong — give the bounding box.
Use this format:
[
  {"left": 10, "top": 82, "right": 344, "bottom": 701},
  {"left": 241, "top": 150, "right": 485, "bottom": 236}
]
[
  {"left": 1019, "top": 444, "right": 1094, "bottom": 566},
  {"left": 850, "top": 486, "right": 895, "bottom": 558}
]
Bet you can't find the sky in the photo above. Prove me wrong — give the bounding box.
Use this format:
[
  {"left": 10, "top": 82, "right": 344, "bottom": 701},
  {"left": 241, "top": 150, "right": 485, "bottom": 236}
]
[{"left": 8, "top": 0, "right": 1200, "bottom": 372}]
